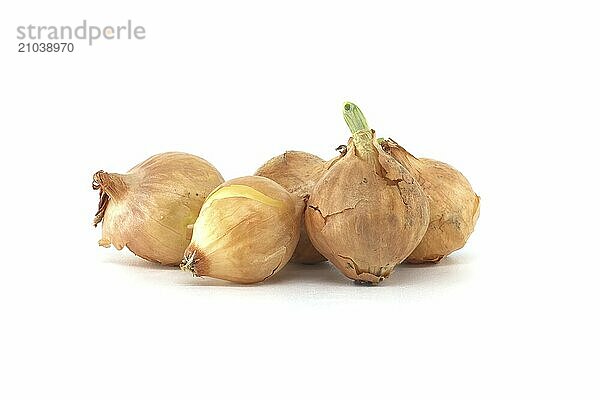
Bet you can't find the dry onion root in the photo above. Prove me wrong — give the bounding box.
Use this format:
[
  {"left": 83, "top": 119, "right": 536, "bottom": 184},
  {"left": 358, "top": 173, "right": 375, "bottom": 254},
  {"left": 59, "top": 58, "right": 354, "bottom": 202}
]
[
  {"left": 305, "top": 103, "right": 430, "bottom": 284},
  {"left": 380, "top": 139, "right": 480, "bottom": 263},
  {"left": 180, "top": 176, "right": 302, "bottom": 284},
  {"left": 92, "top": 152, "right": 224, "bottom": 265},
  {"left": 255, "top": 151, "right": 328, "bottom": 264}
]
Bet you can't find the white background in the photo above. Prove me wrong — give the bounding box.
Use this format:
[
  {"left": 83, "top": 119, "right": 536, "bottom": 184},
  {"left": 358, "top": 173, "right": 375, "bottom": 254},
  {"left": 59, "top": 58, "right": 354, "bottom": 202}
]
[{"left": 1, "top": 1, "right": 599, "bottom": 398}]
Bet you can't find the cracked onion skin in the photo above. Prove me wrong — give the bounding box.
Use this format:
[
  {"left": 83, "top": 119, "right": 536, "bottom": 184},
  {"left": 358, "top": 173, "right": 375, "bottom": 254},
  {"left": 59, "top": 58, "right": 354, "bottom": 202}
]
[
  {"left": 255, "top": 151, "right": 327, "bottom": 264},
  {"left": 180, "top": 176, "right": 302, "bottom": 284},
  {"left": 380, "top": 139, "right": 480, "bottom": 263},
  {"left": 92, "top": 152, "right": 224, "bottom": 266},
  {"left": 305, "top": 103, "right": 430, "bottom": 284}
]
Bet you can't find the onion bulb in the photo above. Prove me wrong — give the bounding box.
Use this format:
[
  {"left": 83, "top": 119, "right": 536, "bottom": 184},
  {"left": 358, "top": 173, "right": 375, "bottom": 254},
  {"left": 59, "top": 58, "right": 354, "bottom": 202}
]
[
  {"left": 92, "top": 152, "right": 224, "bottom": 265},
  {"left": 380, "top": 139, "right": 480, "bottom": 263},
  {"left": 180, "top": 176, "right": 302, "bottom": 284},
  {"left": 255, "top": 151, "right": 327, "bottom": 264},
  {"left": 305, "top": 103, "right": 430, "bottom": 284}
]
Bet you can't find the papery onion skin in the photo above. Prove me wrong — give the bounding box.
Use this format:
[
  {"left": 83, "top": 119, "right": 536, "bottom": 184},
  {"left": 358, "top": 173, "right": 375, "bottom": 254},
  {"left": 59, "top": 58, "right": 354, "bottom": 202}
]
[
  {"left": 93, "top": 152, "right": 224, "bottom": 265},
  {"left": 305, "top": 103, "right": 430, "bottom": 284},
  {"left": 255, "top": 151, "right": 327, "bottom": 264},
  {"left": 180, "top": 176, "right": 302, "bottom": 284},
  {"left": 380, "top": 139, "right": 480, "bottom": 263}
]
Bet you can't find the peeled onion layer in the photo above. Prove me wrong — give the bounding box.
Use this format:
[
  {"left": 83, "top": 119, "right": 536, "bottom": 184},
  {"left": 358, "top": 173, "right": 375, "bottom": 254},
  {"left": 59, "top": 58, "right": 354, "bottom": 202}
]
[
  {"left": 255, "top": 151, "right": 328, "bottom": 264},
  {"left": 203, "top": 184, "right": 285, "bottom": 209},
  {"left": 181, "top": 176, "right": 302, "bottom": 284},
  {"left": 92, "top": 152, "right": 224, "bottom": 266}
]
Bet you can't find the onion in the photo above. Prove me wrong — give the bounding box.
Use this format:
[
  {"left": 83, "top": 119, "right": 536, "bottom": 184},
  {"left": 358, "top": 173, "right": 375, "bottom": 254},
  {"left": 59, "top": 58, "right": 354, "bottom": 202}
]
[{"left": 92, "top": 152, "right": 224, "bottom": 265}]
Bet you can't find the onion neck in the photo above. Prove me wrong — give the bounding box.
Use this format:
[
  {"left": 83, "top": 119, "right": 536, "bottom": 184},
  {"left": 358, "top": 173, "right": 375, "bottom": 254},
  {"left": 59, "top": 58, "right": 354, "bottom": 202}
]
[
  {"left": 343, "top": 102, "right": 375, "bottom": 159},
  {"left": 92, "top": 171, "right": 129, "bottom": 226},
  {"left": 379, "top": 138, "right": 420, "bottom": 171},
  {"left": 92, "top": 171, "right": 128, "bottom": 201}
]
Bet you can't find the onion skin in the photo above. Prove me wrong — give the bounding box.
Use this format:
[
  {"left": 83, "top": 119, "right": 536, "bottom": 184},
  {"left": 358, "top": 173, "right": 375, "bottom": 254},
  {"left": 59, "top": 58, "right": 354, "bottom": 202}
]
[
  {"left": 305, "top": 103, "right": 430, "bottom": 283},
  {"left": 255, "top": 151, "right": 327, "bottom": 264},
  {"left": 181, "top": 176, "right": 302, "bottom": 284},
  {"left": 380, "top": 139, "right": 480, "bottom": 263},
  {"left": 92, "top": 152, "right": 224, "bottom": 266}
]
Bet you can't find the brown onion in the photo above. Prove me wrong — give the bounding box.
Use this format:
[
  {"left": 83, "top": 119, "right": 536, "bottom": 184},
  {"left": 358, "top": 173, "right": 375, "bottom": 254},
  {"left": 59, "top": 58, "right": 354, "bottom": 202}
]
[
  {"left": 255, "top": 151, "right": 327, "bottom": 264},
  {"left": 305, "top": 103, "right": 430, "bottom": 283},
  {"left": 380, "top": 139, "right": 480, "bottom": 263},
  {"left": 180, "top": 176, "right": 302, "bottom": 283},
  {"left": 92, "top": 152, "right": 224, "bottom": 265}
]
